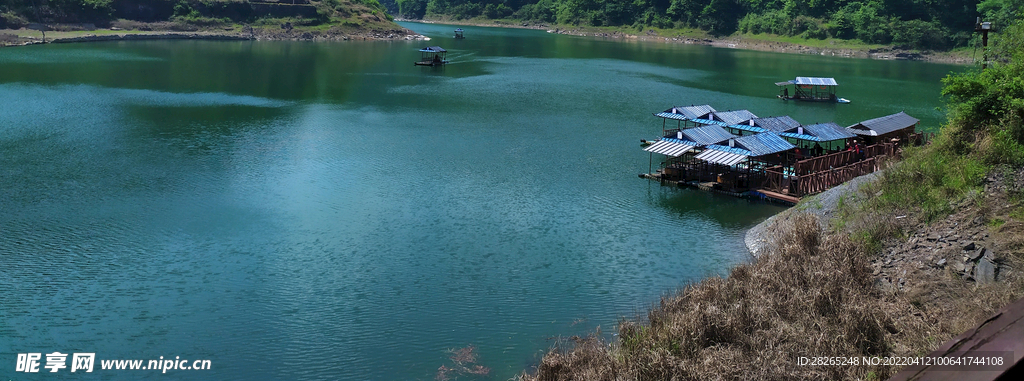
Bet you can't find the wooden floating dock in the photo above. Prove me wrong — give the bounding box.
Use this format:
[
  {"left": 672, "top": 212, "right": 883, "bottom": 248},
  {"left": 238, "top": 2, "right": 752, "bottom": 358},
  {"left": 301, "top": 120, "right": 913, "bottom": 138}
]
[
  {"left": 639, "top": 173, "right": 798, "bottom": 204},
  {"left": 639, "top": 105, "right": 927, "bottom": 206},
  {"left": 753, "top": 189, "right": 800, "bottom": 205}
]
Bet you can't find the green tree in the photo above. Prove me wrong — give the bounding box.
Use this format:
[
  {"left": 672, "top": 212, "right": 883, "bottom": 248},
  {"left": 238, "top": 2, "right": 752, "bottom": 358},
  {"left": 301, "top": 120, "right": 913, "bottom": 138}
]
[
  {"left": 941, "top": 15, "right": 1024, "bottom": 165},
  {"left": 397, "top": 0, "right": 427, "bottom": 18},
  {"left": 978, "top": 0, "right": 1024, "bottom": 31}
]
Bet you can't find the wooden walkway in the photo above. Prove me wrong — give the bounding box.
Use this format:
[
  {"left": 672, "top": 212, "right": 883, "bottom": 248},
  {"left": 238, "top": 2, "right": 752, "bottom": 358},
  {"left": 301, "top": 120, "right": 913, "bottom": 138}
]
[{"left": 754, "top": 189, "right": 800, "bottom": 205}]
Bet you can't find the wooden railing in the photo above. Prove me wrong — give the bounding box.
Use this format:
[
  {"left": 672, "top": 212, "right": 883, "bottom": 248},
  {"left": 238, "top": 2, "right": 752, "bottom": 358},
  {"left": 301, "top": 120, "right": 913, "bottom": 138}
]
[
  {"left": 793, "top": 157, "right": 885, "bottom": 195},
  {"left": 794, "top": 142, "right": 896, "bottom": 176},
  {"left": 763, "top": 166, "right": 785, "bottom": 192},
  {"left": 761, "top": 142, "right": 899, "bottom": 196},
  {"left": 657, "top": 141, "right": 908, "bottom": 197}
]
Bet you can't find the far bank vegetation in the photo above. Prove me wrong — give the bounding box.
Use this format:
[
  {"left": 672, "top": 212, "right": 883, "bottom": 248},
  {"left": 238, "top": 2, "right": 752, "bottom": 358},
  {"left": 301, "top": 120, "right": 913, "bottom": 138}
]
[
  {"left": 382, "top": 0, "right": 1021, "bottom": 51},
  {"left": 518, "top": 13, "right": 1024, "bottom": 381},
  {"left": 0, "top": 0, "right": 399, "bottom": 33}
]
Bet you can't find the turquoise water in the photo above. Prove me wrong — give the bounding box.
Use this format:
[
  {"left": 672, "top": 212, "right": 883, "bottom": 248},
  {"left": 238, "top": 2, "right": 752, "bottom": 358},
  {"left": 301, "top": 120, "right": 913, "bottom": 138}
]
[{"left": 0, "top": 23, "right": 961, "bottom": 380}]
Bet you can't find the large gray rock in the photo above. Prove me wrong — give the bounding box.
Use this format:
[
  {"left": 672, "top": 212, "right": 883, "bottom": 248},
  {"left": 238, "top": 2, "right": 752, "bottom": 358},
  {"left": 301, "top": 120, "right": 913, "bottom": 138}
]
[{"left": 975, "top": 258, "right": 997, "bottom": 284}]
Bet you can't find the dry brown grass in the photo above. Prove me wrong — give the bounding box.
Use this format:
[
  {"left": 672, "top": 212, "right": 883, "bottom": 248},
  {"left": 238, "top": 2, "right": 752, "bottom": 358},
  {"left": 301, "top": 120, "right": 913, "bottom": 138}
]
[
  {"left": 519, "top": 164, "right": 1024, "bottom": 381},
  {"left": 520, "top": 211, "right": 1024, "bottom": 381}
]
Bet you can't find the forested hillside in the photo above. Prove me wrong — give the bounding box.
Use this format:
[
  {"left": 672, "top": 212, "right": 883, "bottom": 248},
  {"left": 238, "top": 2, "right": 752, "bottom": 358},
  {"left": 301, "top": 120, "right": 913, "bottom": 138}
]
[
  {"left": 383, "top": 0, "right": 1024, "bottom": 50},
  {"left": 0, "top": 0, "right": 395, "bottom": 31}
]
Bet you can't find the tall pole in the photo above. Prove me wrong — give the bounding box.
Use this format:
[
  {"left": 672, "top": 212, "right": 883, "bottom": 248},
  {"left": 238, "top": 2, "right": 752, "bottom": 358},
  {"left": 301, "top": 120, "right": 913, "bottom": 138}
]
[
  {"left": 976, "top": 18, "right": 992, "bottom": 69},
  {"left": 982, "top": 29, "right": 989, "bottom": 69}
]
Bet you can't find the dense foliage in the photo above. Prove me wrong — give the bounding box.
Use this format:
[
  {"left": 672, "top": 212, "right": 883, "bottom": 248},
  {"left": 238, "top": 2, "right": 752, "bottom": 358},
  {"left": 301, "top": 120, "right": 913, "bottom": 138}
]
[
  {"left": 381, "top": 0, "right": 1024, "bottom": 49},
  {"left": 940, "top": 13, "right": 1024, "bottom": 168},
  {"left": 0, "top": 0, "right": 391, "bottom": 28},
  {"left": 873, "top": 14, "right": 1024, "bottom": 222}
]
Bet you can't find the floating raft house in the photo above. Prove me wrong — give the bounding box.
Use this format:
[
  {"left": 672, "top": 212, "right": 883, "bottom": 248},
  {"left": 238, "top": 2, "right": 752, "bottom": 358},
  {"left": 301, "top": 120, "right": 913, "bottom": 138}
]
[
  {"left": 454, "top": 28, "right": 464, "bottom": 39},
  {"left": 640, "top": 108, "right": 923, "bottom": 204},
  {"left": 846, "top": 111, "right": 920, "bottom": 145},
  {"left": 416, "top": 46, "right": 448, "bottom": 66},
  {"left": 776, "top": 77, "right": 838, "bottom": 102}
]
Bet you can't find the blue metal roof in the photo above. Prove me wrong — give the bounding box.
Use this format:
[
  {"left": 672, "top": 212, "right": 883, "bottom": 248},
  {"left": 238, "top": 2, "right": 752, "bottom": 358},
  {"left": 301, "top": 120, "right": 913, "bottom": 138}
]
[
  {"left": 695, "top": 148, "right": 749, "bottom": 166},
  {"left": 734, "top": 133, "right": 796, "bottom": 157},
  {"left": 702, "top": 144, "right": 752, "bottom": 157},
  {"left": 793, "top": 77, "right": 838, "bottom": 86},
  {"left": 687, "top": 118, "right": 767, "bottom": 134},
  {"left": 778, "top": 132, "right": 822, "bottom": 141},
  {"left": 420, "top": 46, "right": 447, "bottom": 52},
  {"left": 750, "top": 116, "right": 801, "bottom": 132},
  {"left": 711, "top": 110, "right": 758, "bottom": 125},
  {"left": 804, "top": 122, "right": 856, "bottom": 141},
  {"left": 644, "top": 138, "right": 698, "bottom": 157},
  {"left": 781, "top": 122, "right": 854, "bottom": 141},
  {"left": 847, "top": 111, "right": 919, "bottom": 136},
  {"left": 726, "top": 124, "right": 768, "bottom": 134},
  {"left": 654, "top": 112, "right": 687, "bottom": 121},
  {"left": 688, "top": 118, "right": 730, "bottom": 127},
  {"left": 681, "top": 125, "right": 737, "bottom": 145},
  {"left": 673, "top": 105, "right": 716, "bottom": 119}
]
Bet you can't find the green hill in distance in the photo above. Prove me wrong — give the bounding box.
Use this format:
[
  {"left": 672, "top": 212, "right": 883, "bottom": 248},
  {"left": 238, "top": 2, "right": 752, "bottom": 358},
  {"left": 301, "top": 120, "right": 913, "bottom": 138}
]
[
  {"left": 380, "top": 0, "right": 1023, "bottom": 51},
  {"left": 0, "top": 0, "right": 407, "bottom": 40}
]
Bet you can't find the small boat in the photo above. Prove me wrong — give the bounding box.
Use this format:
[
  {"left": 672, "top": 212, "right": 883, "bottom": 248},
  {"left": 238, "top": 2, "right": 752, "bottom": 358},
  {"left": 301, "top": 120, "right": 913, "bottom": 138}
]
[
  {"left": 775, "top": 77, "right": 842, "bottom": 102},
  {"left": 415, "top": 46, "right": 448, "bottom": 66},
  {"left": 454, "top": 28, "right": 464, "bottom": 39},
  {"left": 836, "top": 98, "right": 851, "bottom": 104}
]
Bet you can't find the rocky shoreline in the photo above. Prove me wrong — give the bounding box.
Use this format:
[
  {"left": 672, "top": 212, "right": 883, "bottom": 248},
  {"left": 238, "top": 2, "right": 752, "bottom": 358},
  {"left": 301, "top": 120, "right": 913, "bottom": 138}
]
[
  {"left": 402, "top": 18, "right": 972, "bottom": 65},
  {"left": 745, "top": 171, "right": 882, "bottom": 258},
  {"left": 547, "top": 28, "right": 972, "bottom": 64},
  {"left": 0, "top": 26, "right": 428, "bottom": 48},
  {"left": 5, "top": 19, "right": 973, "bottom": 65},
  {"left": 746, "top": 166, "right": 1021, "bottom": 294}
]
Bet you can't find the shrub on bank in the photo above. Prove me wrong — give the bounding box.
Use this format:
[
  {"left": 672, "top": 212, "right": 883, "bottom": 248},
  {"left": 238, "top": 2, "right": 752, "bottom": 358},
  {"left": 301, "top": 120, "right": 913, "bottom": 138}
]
[{"left": 871, "top": 15, "right": 1024, "bottom": 226}]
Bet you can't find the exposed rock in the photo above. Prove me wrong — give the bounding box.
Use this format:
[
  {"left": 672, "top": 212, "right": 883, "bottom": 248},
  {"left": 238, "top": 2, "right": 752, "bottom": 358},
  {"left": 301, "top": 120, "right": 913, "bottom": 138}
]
[
  {"left": 963, "top": 241, "right": 976, "bottom": 251},
  {"left": 935, "top": 258, "right": 947, "bottom": 267},
  {"left": 874, "top": 277, "right": 894, "bottom": 293},
  {"left": 970, "top": 247, "right": 987, "bottom": 261},
  {"left": 976, "top": 258, "right": 997, "bottom": 284}
]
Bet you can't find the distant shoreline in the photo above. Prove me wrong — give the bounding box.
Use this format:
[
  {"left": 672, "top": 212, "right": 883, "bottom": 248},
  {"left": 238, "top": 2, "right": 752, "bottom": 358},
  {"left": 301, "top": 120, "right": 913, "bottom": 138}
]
[
  {"left": 3, "top": 20, "right": 974, "bottom": 65},
  {"left": 399, "top": 18, "right": 974, "bottom": 65},
  {"left": 0, "top": 25, "right": 426, "bottom": 48}
]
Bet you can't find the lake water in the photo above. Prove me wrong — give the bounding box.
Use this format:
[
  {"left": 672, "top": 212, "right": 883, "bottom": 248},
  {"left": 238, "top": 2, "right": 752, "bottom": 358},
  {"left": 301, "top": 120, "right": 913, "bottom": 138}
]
[{"left": 0, "top": 22, "right": 961, "bottom": 380}]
